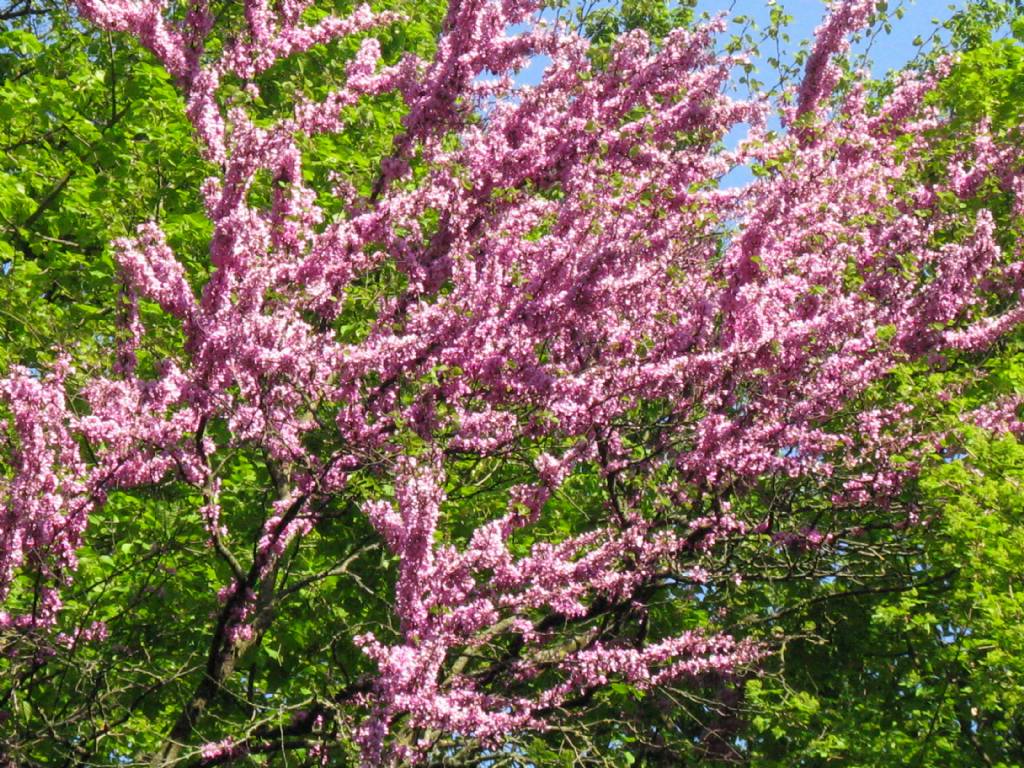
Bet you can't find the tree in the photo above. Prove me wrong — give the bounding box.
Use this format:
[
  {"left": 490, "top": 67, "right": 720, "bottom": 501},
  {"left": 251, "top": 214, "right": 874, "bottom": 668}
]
[
  {"left": 728, "top": 9, "right": 1024, "bottom": 765},
  {"left": 2, "top": 0, "right": 1024, "bottom": 765}
]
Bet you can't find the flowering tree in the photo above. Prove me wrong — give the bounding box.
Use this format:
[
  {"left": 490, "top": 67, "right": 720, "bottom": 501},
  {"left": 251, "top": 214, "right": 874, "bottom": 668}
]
[{"left": 2, "top": 0, "right": 1024, "bottom": 764}]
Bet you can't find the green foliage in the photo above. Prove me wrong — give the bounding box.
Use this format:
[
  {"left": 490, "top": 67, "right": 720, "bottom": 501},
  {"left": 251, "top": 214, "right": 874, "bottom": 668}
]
[
  {"left": 941, "top": 36, "right": 1024, "bottom": 128},
  {"left": 735, "top": 430, "right": 1024, "bottom": 768},
  {"left": 0, "top": 3, "right": 208, "bottom": 370},
  {"left": 545, "top": 0, "right": 696, "bottom": 46}
]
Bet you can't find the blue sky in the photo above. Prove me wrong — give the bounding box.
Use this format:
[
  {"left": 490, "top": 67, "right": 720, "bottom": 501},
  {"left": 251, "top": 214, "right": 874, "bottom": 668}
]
[
  {"left": 692, "top": 0, "right": 968, "bottom": 78},
  {"left": 690, "top": 1, "right": 970, "bottom": 184}
]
